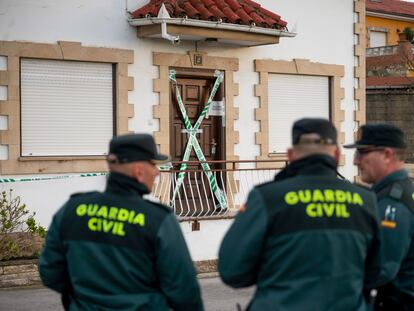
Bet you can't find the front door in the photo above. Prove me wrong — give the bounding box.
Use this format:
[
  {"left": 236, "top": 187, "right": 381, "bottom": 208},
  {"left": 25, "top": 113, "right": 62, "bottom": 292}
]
[{"left": 170, "top": 74, "right": 225, "bottom": 215}]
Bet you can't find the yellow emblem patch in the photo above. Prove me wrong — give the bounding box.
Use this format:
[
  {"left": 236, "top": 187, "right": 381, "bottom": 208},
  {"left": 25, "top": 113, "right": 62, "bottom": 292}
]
[{"left": 381, "top": 220, "right": 397, "bottom": 229}]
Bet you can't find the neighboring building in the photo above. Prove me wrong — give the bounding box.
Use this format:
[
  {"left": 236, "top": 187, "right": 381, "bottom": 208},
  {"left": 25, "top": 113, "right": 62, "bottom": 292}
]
[
  {"left": 366, "top": 78, "right": 414, "bottom": 163},
  {"left": 366, "top": 0, "right": 414, "bottom": 165},
  {"left": 0, "top": 0, "right": 365, "bottom": 263},
  {"left": 366, "top": 37, "right": 412, "bottom": 76},
  {"left": 366, "top": 0, "right": 414, "bottom": 47}
]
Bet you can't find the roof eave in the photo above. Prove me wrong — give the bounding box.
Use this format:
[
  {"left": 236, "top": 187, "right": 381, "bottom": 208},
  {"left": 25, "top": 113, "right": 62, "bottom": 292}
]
[
  {"left": 367, "top": 84, "right": 413, "bottom": 89},
  {"left": 367, "top": 10, "right": 414, "bottom": 22},
  {"left": 128, "top": 17, "right": 296, "bottom": 38}
]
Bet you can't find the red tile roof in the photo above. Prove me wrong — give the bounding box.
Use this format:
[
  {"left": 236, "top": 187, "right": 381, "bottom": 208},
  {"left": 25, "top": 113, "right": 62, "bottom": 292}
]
[
  {"left": 366, "top": 0, "right": 414, "bottom": 18},
  {"left": 367, "top": 76, "right": 414, "bottom": 86},
  {"left": 131, "top": 0, "right": 288, "bottom": 29}
]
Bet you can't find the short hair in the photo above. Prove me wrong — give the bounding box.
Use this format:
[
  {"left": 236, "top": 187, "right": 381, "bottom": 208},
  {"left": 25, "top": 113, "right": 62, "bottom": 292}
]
[
  {"left": 107, "top": 162, "right": 136, "bottom": 176},
  {"left": 391, "top": 148, "right": 407, "bottom": 161},
  {"left": 292, "top": 144, "right": 338, "bottom": 159}
]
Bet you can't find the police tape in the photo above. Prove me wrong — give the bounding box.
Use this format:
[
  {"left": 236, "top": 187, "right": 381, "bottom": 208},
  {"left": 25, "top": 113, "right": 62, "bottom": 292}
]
[
  {"left": 0, "top": 173, "right": 108, "bottom": 183},
  {"left": 0, "top": 165, "right": 178, "bottom": 184},
  {"left": 169, "top": 70, "right": 228, "bottom": 209}
]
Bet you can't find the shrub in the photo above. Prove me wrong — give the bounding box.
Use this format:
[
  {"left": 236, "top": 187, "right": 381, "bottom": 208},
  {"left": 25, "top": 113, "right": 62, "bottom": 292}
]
[
  {"left": 403, "top": 27, "right": 414, "bottom": 42},
  {"left": 0, "top": 189, "right": 45, "bottom": 260}
]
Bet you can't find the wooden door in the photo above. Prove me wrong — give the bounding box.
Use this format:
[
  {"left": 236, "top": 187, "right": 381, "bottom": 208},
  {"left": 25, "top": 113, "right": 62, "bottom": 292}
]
[{"left": 170, "top": 76, "right": 225, "bottom": 215}]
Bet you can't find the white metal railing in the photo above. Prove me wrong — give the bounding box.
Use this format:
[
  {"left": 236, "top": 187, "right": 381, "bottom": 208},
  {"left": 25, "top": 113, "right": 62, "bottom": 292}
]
[
  {"left": 148, "top": 160, "right": 287, "bottom": 218},
  {"left": 366, "top": 45, "right": 399, "bottom": 57}
]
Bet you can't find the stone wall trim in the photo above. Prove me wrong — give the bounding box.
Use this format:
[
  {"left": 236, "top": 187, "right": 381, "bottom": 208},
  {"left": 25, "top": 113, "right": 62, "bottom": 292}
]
[{"left": 0, "top": 41, "right": 134, "bottom": 174}]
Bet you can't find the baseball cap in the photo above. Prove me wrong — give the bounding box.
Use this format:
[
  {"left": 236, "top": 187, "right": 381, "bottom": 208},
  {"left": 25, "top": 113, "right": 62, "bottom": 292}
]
[
  {"left": 343, "top": 123, "right": 406, "bottom": 149},
  {"left": 292, "top": 118, "right": 338, "bottom": 145},
  {"left": 107, "top": 133, "right": 170, "bottom": 164}
]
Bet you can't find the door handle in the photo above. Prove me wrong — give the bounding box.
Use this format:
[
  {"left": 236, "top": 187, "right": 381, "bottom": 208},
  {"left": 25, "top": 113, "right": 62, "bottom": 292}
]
[{"left": 211, "top": 138, "right": 217, "bottom": 155}]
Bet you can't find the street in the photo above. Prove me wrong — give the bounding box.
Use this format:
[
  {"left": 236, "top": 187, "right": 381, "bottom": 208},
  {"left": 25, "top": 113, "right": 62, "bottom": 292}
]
[{"left": 0, "top": 277, "right": 255, "bottom": 311}]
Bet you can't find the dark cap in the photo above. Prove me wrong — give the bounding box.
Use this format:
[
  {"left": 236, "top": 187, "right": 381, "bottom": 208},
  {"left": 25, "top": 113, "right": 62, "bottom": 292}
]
[
  {"left": 107, "top": 133, "right": 170, "bottom": 164},
  {"left": 292, "top": 118, "right": 337, "bottom": 145},
  {"left": 343, "top": 123, "right": 406, "bottom": 149}
]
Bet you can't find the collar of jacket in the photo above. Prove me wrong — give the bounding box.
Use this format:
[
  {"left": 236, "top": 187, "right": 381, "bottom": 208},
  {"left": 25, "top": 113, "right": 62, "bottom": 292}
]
[
  {"left": 274, "top": 154, "right": 338, "bottom": 182},
  {"left": 105, "top": 172, "right": 150, "bottom": 196},
  {"left": 372, "top": 169, "right": 409, "bottom": 193}
]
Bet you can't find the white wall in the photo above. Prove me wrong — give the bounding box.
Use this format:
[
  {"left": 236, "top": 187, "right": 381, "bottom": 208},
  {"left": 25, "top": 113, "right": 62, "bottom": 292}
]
[
  {"left": 181, "top": 219, "right": 233, "bottom": 261},
  {"left": 0, "top": 175, "right": 107, "bottom": 227},
  {"left": 0, "top": 0, "right": 358, "bottom": 260}
]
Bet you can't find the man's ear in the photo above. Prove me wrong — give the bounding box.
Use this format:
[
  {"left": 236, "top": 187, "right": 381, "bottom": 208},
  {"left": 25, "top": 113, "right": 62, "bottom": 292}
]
[
  {"left": 287, "top": 148, "right": 294, "bottom": 162},
  {"left": 383, "top": 147, "right": 394, "bottom": 163},
  {"left": 334, "top": 146, "right": 341, "bottom": 164},
  {"left": 133, "top": 163, "right": 144, "bottom": 183}
]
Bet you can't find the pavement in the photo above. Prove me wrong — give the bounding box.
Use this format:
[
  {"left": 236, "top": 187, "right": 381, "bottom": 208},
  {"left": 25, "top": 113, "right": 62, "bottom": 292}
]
[{"left": 0, "top": 277, "right": 255, "bottom": 311}]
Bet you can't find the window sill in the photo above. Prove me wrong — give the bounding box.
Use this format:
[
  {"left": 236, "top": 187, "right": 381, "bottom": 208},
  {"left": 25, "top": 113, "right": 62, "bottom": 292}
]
[
  {"left": 268, "top": 153, "right": 288, "bottom": 161},
  {"left": 18, "top": 156, "right": 106, "bottom": 162}
]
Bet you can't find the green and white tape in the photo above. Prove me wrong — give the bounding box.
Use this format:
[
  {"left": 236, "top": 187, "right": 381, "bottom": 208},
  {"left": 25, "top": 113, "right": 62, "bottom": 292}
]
[
  {"left": 0, "top": 172, "right": 108, "bottom": 183},
  {"left": 169, "top": 70, "right": 227, "bottom": 209}
]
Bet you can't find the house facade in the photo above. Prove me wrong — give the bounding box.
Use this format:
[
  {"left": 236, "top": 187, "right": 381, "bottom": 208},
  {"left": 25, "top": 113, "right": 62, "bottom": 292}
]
[
  {"left": 0, "top": 0, "right": 365, "bottom": 262},
  {"left": 366, "top": 0, "right": 414, "bottom": 47}
]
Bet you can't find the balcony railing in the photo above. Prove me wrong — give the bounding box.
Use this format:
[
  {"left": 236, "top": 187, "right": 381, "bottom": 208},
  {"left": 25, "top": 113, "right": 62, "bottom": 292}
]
[
  {"left": 366, "top": 45, "right": 399, "bottom": 57},
  {"left": 147, "top": 159, "right": 287, "bottom": 219}
]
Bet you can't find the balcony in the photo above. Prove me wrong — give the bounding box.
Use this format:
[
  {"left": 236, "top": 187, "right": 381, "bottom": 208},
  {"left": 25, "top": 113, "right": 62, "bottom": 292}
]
[
  {"left": 366, "top": 45, "right": 399, "bottom": 57},
  {"left": 148, "top": 159, "right": 288, "bottom": 219}
]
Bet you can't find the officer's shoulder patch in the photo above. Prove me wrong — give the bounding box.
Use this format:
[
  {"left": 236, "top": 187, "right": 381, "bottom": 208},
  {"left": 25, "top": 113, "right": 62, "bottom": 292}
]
[
  {"left": 389, "top": 183, "right": 404, "bottom": 200},
  {"left": 353, "top": 183, "right": 371, "bottom": 191},
  {"left": 146, "top": 200, "right": 172, "bottom": 213},
  {"left": 70, "top": 191, "right": 99, "bottom": 198}
]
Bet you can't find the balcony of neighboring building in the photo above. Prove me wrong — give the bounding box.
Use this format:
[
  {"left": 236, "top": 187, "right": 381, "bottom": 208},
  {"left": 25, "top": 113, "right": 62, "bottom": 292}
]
[{"left": 366, "top": 30, "right": 414, "bottom": 80}]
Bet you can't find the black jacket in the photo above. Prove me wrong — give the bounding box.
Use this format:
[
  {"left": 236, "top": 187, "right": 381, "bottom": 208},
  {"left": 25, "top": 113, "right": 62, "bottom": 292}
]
[
  {"left": 39, "top": 172, "right": 204, "bottom": 311},
  {"left": 219, "top": 155, "right": 382, "bottom": 311}
]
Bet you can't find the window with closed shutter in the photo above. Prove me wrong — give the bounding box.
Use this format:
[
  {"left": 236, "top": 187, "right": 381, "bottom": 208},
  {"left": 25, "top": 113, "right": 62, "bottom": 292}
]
[
  {"left": 20, "top": 59, "right": 114, "bottom": 156},
  {"left": 370, "top": 31, "right": 387, "bottom": 48},
  {"left": 268, "top": 74, "right": 330, "bottom": 153}
]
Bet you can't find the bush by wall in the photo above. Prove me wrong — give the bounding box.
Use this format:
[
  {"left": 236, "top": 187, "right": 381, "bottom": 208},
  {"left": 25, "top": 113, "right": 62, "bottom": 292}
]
[{"left": 0, "top": 189, "right": 45, "bottom": 261}]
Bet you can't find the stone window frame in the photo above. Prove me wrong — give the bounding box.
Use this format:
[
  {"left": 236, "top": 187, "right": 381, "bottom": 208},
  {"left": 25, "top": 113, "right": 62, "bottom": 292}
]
[
  {"left": 354, "top": 0, "right": 366, "bottom": 136},
  {"left": 0, "top": 41, "right": 134, "bottom": 174},
  {"left": 254, "top": 58, "right": 345, "bottom": 168},
  {"left": 368, "top": 27, "right": 389, "bottom": 47},
  {"left": 152, "top": 51, "right": 240, "bottom": 211}
]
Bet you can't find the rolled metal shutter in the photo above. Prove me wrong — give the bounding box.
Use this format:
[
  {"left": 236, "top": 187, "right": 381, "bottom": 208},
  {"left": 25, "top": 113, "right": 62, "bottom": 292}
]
[
  {"left": 21, "top": 59, "right": 114, "bottom": 156},
  {"left": 268, "top": 73, "right": 330, "bottom": 153},
  {"left": 370, "top": 31, "right": 387, "bottom": 48}
]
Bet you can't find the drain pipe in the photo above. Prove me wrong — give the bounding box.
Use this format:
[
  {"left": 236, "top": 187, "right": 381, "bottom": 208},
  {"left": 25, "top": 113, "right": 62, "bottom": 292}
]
[
  {"left": 161, "top": 20, "right": 180, "bottom": 44},
  {"left": 158, "top": 3, "right": 180, "bottom": 44}
]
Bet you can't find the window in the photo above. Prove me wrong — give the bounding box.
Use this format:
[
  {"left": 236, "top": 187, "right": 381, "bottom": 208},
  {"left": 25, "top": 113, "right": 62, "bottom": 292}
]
[
  {"left": 255, "top": 59, "right": 344, "bottom": 166},
  {"left": 0, "top": 40, "right": 133, "bottom": 174},
  {"left": 370, "top": 31, "right": 387, "bottom": 48},
  {"left": 20, "top": 59, "right": 114, "bottom": 156},
  {"left": 268, "top": 74, "right": 330, "bottom": 153}
]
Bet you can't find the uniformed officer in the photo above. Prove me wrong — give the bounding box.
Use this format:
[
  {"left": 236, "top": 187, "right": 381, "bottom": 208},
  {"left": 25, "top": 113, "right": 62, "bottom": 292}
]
[
  {"left": 344, "top": 123, "right": 414, "bottom": 310},
  {"left": 39, "top": 133, "right": 204, "bottom": 311},
  {"left": 219, "top": 118, "right": 382, "bottom": 311}
]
